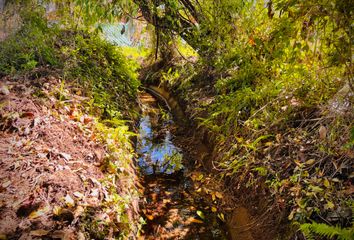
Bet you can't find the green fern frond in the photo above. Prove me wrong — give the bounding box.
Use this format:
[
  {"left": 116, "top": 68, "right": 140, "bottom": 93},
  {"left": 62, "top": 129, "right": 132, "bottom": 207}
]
[{"left": 300, "top": 222, "right": 353, "bottom": 240}]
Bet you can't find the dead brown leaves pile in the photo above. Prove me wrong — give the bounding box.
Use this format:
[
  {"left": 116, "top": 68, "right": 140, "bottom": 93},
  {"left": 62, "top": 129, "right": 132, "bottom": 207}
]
[{"left": 0, "top": 69, "right": 139, "bottom": 239}]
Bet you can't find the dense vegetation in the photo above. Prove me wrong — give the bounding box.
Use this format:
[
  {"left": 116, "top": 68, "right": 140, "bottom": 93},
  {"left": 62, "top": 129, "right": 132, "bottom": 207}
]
[
  {"left": 132, "top": 0, "right": 354, "bottom": 239},
  {"left": 0, "top": 3, "right": 142, "bottom": 238},
  {"left": 0, "top": 0, "right": 353, "bottom": 239},
  {"left": 0, "top": 6, "right": 140, "bottom": 118}
]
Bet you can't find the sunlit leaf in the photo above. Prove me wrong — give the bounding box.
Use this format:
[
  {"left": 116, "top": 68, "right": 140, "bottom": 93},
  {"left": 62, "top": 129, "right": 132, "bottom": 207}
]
[
  {"left": 309, "top": 186, "right": 323, "bottom": 193},
  {"left": 215, "top": 192, "right": 223, "bottom": 199},
  {"left": 53, "top": 206, "right": 62, "bottom": 216},
  {"left": 211, "top": 193, "right": 216, "bottom": 201},
  {"left": 196, "top": 210, "right": 205, "bottom": 220},
  {"left": 305, "top": 159, "right": 316, "bottom": 165},
  {"left": 29, "top": 206, "right": 51, "bottom": 219},
  {"left": 323, "top": 179, "right": 330, "bottom": 188},
  {"left": 64, "top": 194, "right": 75, "bottom": 207},
  {"left": 73, "top": 192, "right": 84, "bottom": 199},
  {"left": 217, "top": 213, "right": 225, "bottom": 222},
  {"left": 197, "top": 173, "right": 204, "bottom": 181},
  {"left": 325, "top": 201, "right": 335, "bottom": 210}
]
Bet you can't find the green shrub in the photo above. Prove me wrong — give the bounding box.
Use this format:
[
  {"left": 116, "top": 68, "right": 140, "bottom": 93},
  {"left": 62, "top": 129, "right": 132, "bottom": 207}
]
[
  {"left": 0, "top": 8, "right": 59, "bottom": 75},
  {"left": 0, "top": 6, "right": 140, "bottom": 120},
  {"left": 60, "top": 31, "right": 140, "bottom": 119}
]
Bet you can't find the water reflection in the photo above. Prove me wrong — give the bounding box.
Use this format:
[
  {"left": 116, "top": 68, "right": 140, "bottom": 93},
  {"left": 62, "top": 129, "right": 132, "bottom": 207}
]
[
  {"left": 137, "top": 92, "right": 226, "bottom": 239},
  {"left": 137, "top": 110, "right": 183, "bottom": 175}
]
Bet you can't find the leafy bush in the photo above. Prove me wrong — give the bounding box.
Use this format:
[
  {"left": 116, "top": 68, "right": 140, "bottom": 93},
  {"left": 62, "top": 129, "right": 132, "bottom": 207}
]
[
  {"left": 0, "top": 6, "right": 140, "bottom": 120},
  {"left": 0, "top": 8, "right": 59, "bottom": 75},
  {"left": 157, "top": 0, "right": 353, "bottom": 238},
  {"left": 60, "top": 31, "right": 140, "bottom": 119}
]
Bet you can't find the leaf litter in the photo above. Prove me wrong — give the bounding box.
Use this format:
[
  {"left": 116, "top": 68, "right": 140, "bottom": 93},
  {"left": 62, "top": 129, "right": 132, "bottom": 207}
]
[{"left": 0, "top": 69, "right": 140, "bottom": 239}]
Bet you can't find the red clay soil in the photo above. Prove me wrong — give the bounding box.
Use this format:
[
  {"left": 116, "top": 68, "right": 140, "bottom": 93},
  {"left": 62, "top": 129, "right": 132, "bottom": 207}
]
[{"left": 0, "top": 70, "right": 123, "bottom": 239}]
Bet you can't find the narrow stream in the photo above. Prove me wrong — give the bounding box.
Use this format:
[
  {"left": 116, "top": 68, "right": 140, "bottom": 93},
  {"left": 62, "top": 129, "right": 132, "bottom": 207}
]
[{"left": 137, "top": 92, "right": 226, "bottom": 239}]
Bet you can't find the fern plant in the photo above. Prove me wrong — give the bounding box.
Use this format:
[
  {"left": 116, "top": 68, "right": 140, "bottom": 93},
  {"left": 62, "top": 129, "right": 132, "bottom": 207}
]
[{"left": 300, "top": 222, "right": 353, "bottom": 240}]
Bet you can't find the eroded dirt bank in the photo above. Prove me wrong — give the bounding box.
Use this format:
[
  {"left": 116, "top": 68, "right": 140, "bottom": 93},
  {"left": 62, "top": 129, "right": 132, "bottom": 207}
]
[{"left": 0, "top": 70, "right": 141, "bottom": 239}]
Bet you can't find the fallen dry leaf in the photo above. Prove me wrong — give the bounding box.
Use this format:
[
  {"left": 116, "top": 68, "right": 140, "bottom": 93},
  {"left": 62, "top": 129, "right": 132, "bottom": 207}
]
[
  {"left": 21, "top": 112, "right": 35, "bottom": 118},
  {"left": 64, "top": 194, "right": 75, "bottom": 207},
  {"left": 53, "top": 206, "right": 62, "bottom": 216},
  {"left": 187, "top": 217, "right": 203, "bottom": 224},
  {"left": 60, "top": 152, "right": 72, "bottom": 161},
  {"left": 74, "top": 205, "right": 85, "bottom": 218},
  {"left": 30, "top": 229, "right": 49, "bottom": 236},
  {"left": 189, "top": 206, "right": 196, "bottom": 211},
  {"left": 32, "top": 117, "right": 41, "bottom": 127},
  {"left": 29, "top": 206, "right": 51, "bottom": 219},
  {"left": 83, "top": 117, "right": 93, "bottom": 124},
  {"left": 319, "top": 125, "right": 327, "bottom": 140},
  {"left": 0, "top": 85, "right": 10, "bottom": 95},
  {"left": 50, "top": 230, "right": 66, "bottom": 239},
  {"left": 305, "top": 159, "right": 316, "bottom": 165},
  {"left": 94, "top": 150, "right": 104, "bottom": 161},
  {"left": 2, "top": 180, "right": 11, "bottom": 188},
  {"left": 73, "top": 192, "right": 84, "bottom": 199},
  {"left": 150, "top": 193, "right": 158, "bottom": 202},
  {"left": 162, "top": 199, "right": 171, "bottom": 204},
  {"left": 78, "top": 232, "right": 85, "bottom": 240}
]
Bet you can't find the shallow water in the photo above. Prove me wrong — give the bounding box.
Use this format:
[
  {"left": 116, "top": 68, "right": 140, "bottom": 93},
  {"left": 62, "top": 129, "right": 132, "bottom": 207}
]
[
  {"left": 137, "top": 114, "right": 183, "bottom": 175},
  {"left": 137, "top": 92, "right": 226, "bottom": 239}
]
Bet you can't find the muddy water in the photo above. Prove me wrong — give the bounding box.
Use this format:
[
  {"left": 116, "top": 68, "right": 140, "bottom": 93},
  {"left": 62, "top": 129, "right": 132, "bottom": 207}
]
[{"left": 137, "top": 92, "right": 226, "bottom": 239}]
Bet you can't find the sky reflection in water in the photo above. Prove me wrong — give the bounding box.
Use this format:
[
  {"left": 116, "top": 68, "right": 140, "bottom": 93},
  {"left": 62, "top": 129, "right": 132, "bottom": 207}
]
[{"left": 137, "top": 115, "right": 183, "bottom": 175}]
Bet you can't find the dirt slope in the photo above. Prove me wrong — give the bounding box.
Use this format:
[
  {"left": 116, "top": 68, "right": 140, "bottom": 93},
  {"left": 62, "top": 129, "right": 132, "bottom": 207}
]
[{"left": 0, "top": 69, "right": 140, "bottom": 239}]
